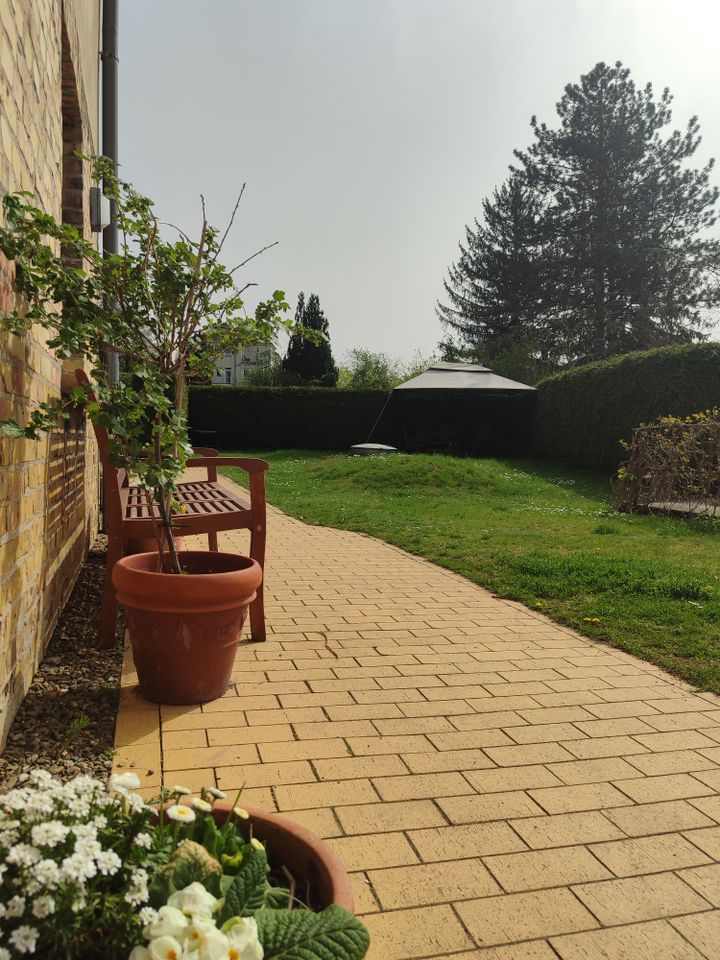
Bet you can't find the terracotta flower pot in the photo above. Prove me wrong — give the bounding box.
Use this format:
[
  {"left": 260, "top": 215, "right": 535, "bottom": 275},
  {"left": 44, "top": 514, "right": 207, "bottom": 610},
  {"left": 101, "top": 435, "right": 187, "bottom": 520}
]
[
  {"left": 209, "top": 803, "right": 354, "bottom": 912},
  {"left": 113, "top": 551, "right": 262, "bottom": 705}
]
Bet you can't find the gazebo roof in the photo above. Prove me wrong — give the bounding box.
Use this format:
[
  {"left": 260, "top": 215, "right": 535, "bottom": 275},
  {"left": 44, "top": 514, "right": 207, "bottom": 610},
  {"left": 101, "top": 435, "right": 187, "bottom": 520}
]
[{"left": 393, "top": 361, "right": 535, "bottom": 393}]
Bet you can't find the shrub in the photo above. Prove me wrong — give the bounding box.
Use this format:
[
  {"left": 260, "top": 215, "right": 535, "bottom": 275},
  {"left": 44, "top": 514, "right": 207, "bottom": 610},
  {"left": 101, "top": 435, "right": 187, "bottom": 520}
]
[
  {"left": 188, "top": 386, "right": 391, "bottom": 450},
  {"left": 614, "top": 409, "right": 720, "bottom": 513},
  {"left": 532, "top": 343, "right": 720, "bottom": 471}
]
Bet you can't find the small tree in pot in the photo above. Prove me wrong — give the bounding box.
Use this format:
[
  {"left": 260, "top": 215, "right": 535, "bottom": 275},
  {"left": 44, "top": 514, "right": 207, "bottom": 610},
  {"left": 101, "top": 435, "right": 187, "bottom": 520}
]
[
  {"left": 0, "top": 156, "right": 293, "bottom": 573},
  {"left": 0, "top": 159, "right": 310, "bottom": 702}
]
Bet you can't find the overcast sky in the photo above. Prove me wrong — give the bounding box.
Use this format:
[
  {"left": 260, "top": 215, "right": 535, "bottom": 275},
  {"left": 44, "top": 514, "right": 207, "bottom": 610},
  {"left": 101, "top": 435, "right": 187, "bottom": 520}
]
[{"left": 119, "top": 0, "right": 720, "bottom": 362}]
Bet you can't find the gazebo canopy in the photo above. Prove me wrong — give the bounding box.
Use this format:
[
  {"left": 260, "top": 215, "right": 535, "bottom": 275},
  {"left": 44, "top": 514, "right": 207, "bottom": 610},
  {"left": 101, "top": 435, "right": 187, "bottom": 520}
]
[{"left": 393, "top": 361, "right": 535, "bottom": 394}]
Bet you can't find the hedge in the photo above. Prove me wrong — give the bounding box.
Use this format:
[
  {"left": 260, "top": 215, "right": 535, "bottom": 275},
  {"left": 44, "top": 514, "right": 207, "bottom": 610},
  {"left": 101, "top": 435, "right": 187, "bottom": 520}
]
[
  {"left": 532, "top": 342, "right": 720, "bottom": 471},
  {"left": 188, "top": 386, "right": 391, "bottom": 450}
]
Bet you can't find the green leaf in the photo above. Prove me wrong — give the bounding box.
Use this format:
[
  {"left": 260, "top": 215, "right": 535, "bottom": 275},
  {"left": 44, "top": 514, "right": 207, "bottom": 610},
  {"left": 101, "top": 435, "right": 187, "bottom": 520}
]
[
  {"left": 200, "top": 813, "right": 220, "bottom": 858},
  {"left": 1, "top": 420, "right": 28, "bottom": 438},
  {"left": 147, "top": 872, "right": 173, "bottom": 910},
  {"left": 218, "top": 845, "right": 270, "bottom": 922},
  {"left": 256, "top": 905, "right": 370, "bottom": 960},
  {"left": 171, "top": 854, "right": 210, "bottom": 890}
]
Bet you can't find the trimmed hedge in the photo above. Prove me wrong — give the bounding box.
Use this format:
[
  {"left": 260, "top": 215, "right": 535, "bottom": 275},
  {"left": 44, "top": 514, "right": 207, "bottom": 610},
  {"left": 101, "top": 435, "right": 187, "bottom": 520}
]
[
  {"left": 532, "top": 343, "right": 720, "bottom": 471},
  {"left": 188, "top": 386, "right": 391, "bottom": 450}
]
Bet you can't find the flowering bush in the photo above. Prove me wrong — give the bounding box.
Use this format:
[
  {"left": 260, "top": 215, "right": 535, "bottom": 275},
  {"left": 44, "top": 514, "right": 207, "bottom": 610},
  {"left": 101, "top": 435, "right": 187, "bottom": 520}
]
[{"left": 0, "top": 772, "right": 369, "bottom": 960}]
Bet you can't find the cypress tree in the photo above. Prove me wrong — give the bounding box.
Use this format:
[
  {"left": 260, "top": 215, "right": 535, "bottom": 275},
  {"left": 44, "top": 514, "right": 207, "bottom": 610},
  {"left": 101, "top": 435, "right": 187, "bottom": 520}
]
[{"left": 283, "top": 292, "right": 338, "bottom": 386}]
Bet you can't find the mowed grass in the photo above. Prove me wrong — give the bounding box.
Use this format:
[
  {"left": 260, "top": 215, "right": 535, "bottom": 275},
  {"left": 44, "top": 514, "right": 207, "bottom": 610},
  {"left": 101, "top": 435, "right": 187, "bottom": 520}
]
[{"left": 221, "top": 451, "right": 720, "bottom": 693}]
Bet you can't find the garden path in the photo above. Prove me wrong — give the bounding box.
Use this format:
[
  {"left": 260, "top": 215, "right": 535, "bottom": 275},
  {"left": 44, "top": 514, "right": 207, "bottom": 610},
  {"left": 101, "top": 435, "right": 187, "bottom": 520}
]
[{"left": 114, "top": 471, "right": 720, "bottom": 960}]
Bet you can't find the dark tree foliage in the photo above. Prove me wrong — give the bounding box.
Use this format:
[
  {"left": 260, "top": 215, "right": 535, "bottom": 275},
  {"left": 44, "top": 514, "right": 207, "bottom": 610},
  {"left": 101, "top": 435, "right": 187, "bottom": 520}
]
[
  {"left": 283, "top": 292, "right": 338, "bottom": 386},
  {"left": 439, "top": 61, "right": 720, "bottom": 370},
  {"left": 437, "top": 172, "right": 545, "bottom": 363}
]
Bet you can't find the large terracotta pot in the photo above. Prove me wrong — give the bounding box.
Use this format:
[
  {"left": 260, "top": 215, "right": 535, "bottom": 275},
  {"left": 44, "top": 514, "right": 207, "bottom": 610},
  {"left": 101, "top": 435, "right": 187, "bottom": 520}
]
[
  {"left": 113, "top": 551, "right": 261, "bottom": 705},
  {"left": 209, "top": 803, "right": 354, "bottom": 912}
]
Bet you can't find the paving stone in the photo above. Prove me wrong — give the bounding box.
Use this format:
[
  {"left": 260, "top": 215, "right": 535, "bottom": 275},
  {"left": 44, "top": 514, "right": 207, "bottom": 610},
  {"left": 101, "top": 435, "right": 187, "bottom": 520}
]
[
  {"left": 373, "top": 771, "right": 474, "bottom": 801},
  {"left": 528, "top": 782, "right": 631, "bottom": 814},
  {"left": 438, "top": 791, "right": 546, "bottom": 824},
  {"left": 361, "top": 904, "right": 473, "bottom": 960},
  {"left": 369, "top": 857, "right": 501, "bottom": 909},
  {"left": 548, "top": 757, "right": 648, "bottom": 785},
  {"left": 336, "top": 799, "right": 447, "bottom": 835},
  {"left": 409, "top": 821, "right": 528, "bottom": 861},
  {"left": 510, "top": 811, "right": 624, "bottom": 849},
  {"left": 550, "top": 919, "right": 706, "bottom": 960},
  {"left": 683, "top": 826, "right": 720, "bottom": 859},
  {"left": 257, "top": 738, "right": 348, "bottom": 762},
  {"left": 624, "top": 749, "right": 718, "bottom": 777},
  {"left": 275, "top": 778, "right": 378, "bottom": 810},
  {"left": 604, "top": 800, "right": 715, "bottom": 837},
  {"left": 484, "top": 846, "right": 612, "bottom": 892},
  {"left": 473, "top": 944, "right": 558, "bottom": 960},
  {"left": 506, "top": 722, "right": 588, "bottom": 744},
  {"left": 465, "top": 765, "right": 564, "bottom": 794},
  {"left": 428, "top": 730, "right": 514, "bottom": 751},
  {"left": 670, "top": 910, "right": 720, "bottom": 958},
  {"left": 560, "top": 735, "right": 649, "bottom": 759},
  {"left": 677, "top": 863, "right": 720, "bottom": 907},
  {"left": 589, "top": 834, "right": 712, "bottom": 876},
  {"left": 484, "top": 743, "right": 577, "bottom": 767},
  {"left": 401, "top": 749, "right": 496, "bottom": 773},
  {"left": 571, "top": 872, "right": 710, "bottom": 924},
  {"left": 456, "top": 888, "right": 598, "bottom": 946},
  {"left": 314, "top": 754, "right": 408, "bottom": 781},
  {"left": 614, "top": 774, "right": 714, "bottom": 804}
]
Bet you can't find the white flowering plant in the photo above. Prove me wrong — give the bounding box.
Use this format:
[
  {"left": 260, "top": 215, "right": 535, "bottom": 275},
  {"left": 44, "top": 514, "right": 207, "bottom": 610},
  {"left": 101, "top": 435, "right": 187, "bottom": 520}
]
[{"left": 0, "top": 773, "right": 370, "bottom": 960}]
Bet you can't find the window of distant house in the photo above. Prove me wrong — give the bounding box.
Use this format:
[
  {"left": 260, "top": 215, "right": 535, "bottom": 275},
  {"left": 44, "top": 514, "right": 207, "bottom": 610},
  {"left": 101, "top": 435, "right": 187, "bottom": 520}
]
[{"left": 225, "top": 368, "right": 232, "bottom": 384}]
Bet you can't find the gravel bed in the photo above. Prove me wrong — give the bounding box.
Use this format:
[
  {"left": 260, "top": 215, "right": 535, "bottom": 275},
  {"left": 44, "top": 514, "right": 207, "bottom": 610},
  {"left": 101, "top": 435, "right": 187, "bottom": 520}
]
[{"left": 0, "top": 537, "right": 124, "bottom": 788}]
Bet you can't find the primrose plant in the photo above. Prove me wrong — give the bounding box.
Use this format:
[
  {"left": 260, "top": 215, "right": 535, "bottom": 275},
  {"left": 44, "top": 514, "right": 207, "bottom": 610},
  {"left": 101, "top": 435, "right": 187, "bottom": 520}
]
[
  {"left": 0, "top": 157, "right": 299, "bottom": 572},
  {"left": 0, "top": 771, "right": 370, "bottom": 960}
]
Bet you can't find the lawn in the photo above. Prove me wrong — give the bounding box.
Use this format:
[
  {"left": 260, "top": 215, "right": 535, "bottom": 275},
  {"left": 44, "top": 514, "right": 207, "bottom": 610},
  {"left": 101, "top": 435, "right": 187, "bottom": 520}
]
[{"left": 222, "top": 451, "right": 720, "bottom": 693}]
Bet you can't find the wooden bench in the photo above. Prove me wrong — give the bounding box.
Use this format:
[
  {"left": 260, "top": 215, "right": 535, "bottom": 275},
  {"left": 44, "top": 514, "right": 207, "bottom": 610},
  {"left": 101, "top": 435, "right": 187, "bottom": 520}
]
[{"left": 76, "top": 373, "right": 268, "bottom": 649}]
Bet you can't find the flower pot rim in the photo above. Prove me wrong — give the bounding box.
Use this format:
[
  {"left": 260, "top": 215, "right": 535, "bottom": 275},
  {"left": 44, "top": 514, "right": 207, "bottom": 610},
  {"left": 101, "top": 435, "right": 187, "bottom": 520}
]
[
  {"left": 156, "top": 801, "right": 355, "bottom": 913},
  {"left": 117, "top": 550, "right": 260, "bottom": 582}
]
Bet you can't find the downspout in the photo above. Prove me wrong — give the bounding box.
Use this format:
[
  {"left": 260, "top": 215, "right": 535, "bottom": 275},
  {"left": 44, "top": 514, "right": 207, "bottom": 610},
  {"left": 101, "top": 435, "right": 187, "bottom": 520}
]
[{"left": 101, "top": 0, "right": 119, "bottom": 384}]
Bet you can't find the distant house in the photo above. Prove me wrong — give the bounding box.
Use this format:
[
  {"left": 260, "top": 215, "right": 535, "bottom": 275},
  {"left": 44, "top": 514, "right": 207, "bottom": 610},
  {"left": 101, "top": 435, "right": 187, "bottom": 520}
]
[{"left": 211, "top": 344, "right": 278, "bottom": 385}]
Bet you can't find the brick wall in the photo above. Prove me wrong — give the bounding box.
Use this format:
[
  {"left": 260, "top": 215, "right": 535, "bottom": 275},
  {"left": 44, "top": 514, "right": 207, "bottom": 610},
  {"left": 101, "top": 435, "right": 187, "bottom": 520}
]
[{"left": 0, "top": 0, "right": 102, "bottom": 748}]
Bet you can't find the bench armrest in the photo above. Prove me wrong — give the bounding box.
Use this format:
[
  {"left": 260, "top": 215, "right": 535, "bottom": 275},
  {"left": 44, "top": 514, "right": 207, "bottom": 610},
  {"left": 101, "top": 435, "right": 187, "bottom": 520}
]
[{"left": 185, "top": 456, "right": 269, "bottom": 473}]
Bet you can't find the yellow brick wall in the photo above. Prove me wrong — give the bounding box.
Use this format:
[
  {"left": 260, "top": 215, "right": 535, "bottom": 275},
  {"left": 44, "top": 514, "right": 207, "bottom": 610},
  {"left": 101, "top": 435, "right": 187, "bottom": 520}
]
[{"left": 0, "top": 0, "right": 102, "bottom": 748}]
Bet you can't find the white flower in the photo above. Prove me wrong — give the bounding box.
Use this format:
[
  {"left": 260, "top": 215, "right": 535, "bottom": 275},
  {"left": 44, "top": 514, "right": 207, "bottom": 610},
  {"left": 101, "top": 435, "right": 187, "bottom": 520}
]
[
  {"left": 167, "top": 881, "right": 218, "bottom": 919},
  {"left": 134, "top": 832, "right": 153, "bottom": 849},
  {"left": 147, "top": 936, "right": 184, "bottom": 960},
  {"left": 126, "top": 868, "right": 149, "bottom": 907},
  {"left": 233, "top": 807, "right": 250, "bottom": 820},
  {"left": 34, "top": 859, "right": 61, "bottom": 889},
  {"left": 93, "top": 814, "right": 108, "bottom": 828},
  {"left": 96, "top": 849, "right": 122, "bottom": 875},
  {"left": 6, "top": 843, "right": 41, "bottom": 867},
  {"left": 0, "top": 947, "right": 11, "bottom": 960},
  {"left": 139, "top": 907, "right": 160, "bottom": 926},
  {"left": 250, "top": 838, "right": 264, "bottom": 852},
  {"left": 129, "top": 949, "right": 151, "bottom": 960},
  {"left": 72, "top": 824, "right": 98, "bottom": 841},
  {"left": 224, "top": 917, "right": 264, "bottom": 960},
  {"left": 61, "top": 852, "right": 97, "bottom": 882},
  {"left": 74, "top": 838, "right": 102, "bottom": 860},
  {"left": 171, "top": 785, "right": 192, "bottom": 796},
  {"left": 109, "top": 771, "right": 141, "bottom": 795},
  {"left": 28, "top": 769, "right": 53, "bottom": 786},
  {"left": 166, "top": 804, "right": 196, "bottom": 824},
  {"left": 190, "top": 797, "right": 212, "bottom": 813},
  {"left": 206, "top": 788, "right": 226, "bottom": 800},
  {"left": 32, "top": 895, "right": 55, "bottom": 918},
  {"left": 9, "top": 926, "right": 38, "bottom": 955},
  {"left": 31, "top": 820, "right": 70, "bottom": 848},
  {"left": 143, "top": 905, "right": 189, "bottom": 940},
  {"left": 7, "top": 895, "right": 26, "bottom": 918},
  {"left": 0, "top": 903, "right": 5, "bottom": 918},
  {"left": 184, "top": 917, "right": 229, "bottom": 960}
]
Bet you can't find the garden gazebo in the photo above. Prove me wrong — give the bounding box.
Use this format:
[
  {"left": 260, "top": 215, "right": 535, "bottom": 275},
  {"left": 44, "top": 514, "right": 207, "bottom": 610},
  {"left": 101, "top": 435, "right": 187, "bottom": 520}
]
[{"left": 390, "top": 361, "right": 535, "bottom": 454}]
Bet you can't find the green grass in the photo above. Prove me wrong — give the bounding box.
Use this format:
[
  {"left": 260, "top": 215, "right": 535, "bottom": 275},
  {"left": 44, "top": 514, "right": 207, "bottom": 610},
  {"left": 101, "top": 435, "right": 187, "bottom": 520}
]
[{"left": 221, "top": 451, "right": 720, "bottom": 693}]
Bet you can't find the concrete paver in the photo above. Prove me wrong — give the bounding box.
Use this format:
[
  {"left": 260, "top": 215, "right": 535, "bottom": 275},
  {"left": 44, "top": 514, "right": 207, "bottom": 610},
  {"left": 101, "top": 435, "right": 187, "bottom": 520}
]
[{"left": 114, "top": 472, "right": 720, "bottom": 958}]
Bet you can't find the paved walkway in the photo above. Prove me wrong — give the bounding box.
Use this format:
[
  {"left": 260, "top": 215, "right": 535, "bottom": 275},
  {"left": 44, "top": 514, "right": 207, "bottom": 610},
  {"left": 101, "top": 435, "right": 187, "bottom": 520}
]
[{"left": 114, "top": 473, "right": 720, "bottom": 959}]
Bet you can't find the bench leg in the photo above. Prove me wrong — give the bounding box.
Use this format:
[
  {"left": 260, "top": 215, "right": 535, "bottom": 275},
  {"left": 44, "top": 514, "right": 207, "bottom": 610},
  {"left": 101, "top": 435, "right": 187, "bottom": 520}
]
[
  {"left": 249, "top": 582, "right": 265, "bottom": 643},
  {"left": 208, "top": 531, "right": 218, "bottom": 551},
  {"left": 98, "top": 538, "right": 123, "bottom": 649}
]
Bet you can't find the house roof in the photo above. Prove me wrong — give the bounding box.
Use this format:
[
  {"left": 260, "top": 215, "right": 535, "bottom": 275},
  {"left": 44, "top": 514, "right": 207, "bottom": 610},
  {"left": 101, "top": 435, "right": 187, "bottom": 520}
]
[{"left": 393, "top": 361, "right": 535, "bottom": 393}]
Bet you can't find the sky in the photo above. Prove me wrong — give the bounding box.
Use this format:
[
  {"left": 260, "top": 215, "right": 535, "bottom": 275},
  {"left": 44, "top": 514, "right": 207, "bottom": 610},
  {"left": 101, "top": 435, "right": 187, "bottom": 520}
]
[{"left": 119, "top": 0, "right": 720, "bottom": 362}]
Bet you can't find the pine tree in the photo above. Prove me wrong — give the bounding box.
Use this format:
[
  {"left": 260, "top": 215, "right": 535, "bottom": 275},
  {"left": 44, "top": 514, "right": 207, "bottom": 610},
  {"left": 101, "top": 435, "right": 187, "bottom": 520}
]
[
  {"left": 439, "top": 62, "right": 720, "bottom": 370},
  {"left": 437, "top": 172, "right": 546, "bottom": 364},
  {"left": 515, "top": 61, "right": 720, "bottom": 364},
  {"left": 283, "top": 292, "right": 338, "bottom": 386}
]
